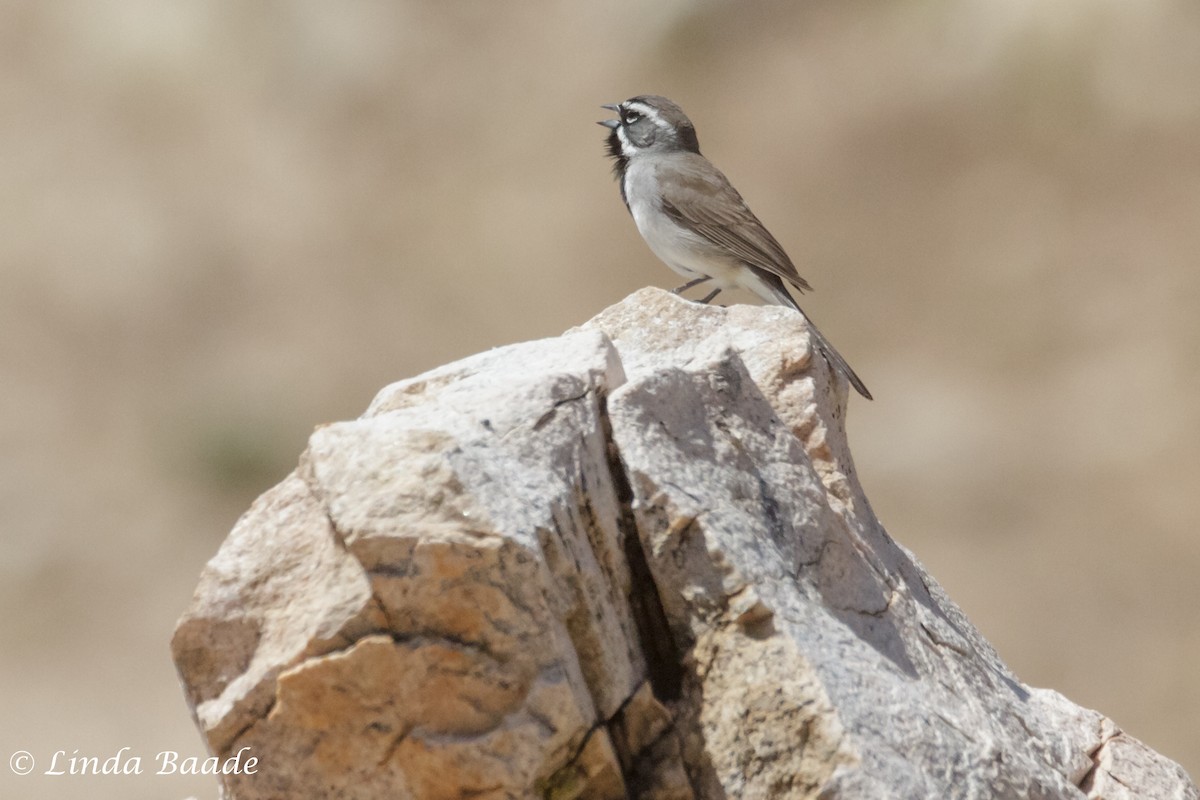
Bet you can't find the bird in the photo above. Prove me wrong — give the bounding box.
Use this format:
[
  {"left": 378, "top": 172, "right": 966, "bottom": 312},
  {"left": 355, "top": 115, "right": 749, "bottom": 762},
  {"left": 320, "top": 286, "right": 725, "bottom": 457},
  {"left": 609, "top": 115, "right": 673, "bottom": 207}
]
[{"left": 599, "top": 95, "right": 872, "bottom": 400}]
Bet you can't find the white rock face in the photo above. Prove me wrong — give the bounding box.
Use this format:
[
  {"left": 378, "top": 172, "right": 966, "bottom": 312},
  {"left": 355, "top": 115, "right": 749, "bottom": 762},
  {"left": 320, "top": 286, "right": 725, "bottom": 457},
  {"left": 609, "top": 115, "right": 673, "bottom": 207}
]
[{"left": 172, "top": 288, "right": 1197, "bottom": 800}]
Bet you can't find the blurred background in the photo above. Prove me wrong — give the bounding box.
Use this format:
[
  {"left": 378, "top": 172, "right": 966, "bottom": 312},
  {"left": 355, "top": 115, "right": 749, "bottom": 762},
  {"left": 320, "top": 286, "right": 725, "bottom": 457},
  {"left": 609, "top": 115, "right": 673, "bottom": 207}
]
[{"left": 2, "top": 1, "right": 1197, "bottom": 797}]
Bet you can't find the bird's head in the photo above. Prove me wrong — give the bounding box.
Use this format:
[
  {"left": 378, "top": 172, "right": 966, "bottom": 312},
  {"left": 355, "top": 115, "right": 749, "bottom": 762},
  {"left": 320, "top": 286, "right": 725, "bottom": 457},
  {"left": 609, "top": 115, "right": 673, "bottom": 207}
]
[{"left": 599, "top": 95, "right": 701, "bottom": 164}]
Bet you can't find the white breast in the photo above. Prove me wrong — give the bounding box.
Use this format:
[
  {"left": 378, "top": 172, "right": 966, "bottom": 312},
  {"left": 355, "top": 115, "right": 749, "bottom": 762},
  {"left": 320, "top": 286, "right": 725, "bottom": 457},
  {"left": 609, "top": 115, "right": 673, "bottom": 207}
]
[{"left": 622, "top": 158, "right": 745, "bottom": 288}]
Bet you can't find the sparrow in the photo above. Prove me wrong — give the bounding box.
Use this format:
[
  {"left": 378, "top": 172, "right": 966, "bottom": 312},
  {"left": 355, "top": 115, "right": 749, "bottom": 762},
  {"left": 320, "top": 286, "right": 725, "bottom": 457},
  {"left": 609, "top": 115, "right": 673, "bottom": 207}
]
[{"left": 599, "top": 95, "right": 872, "bottom": 400}]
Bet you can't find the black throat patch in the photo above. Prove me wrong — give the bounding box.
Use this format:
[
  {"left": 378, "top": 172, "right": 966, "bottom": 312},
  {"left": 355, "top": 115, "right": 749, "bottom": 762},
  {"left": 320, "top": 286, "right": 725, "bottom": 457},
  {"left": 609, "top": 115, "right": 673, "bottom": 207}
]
[{"left": 604, "top": 128, "right": 630, "bottom": 209}]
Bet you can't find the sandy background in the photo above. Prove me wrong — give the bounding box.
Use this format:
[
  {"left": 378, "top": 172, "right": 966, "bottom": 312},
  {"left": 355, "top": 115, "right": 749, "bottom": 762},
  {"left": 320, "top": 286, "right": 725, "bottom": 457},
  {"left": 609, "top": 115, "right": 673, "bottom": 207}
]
[{"left": 2, "top": 2, "right": 1197, "bottom": 797}]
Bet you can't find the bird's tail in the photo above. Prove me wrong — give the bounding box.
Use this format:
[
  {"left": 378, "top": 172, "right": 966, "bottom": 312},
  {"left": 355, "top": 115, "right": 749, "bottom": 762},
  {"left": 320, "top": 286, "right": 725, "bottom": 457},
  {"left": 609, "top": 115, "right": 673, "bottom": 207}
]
[
  {"left": 769, "top": 285, "right": 872, "bottom": 400},
  {"left": 801, "top": 312, "right": 873, "bottom": 400}
]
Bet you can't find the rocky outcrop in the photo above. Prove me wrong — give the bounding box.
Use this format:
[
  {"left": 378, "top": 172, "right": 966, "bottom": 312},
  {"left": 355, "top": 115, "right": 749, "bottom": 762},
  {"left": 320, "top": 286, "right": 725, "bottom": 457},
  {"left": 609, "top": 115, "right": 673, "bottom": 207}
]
[{"left": 172, "top": 288, "right": 1197, "bottom": 799}]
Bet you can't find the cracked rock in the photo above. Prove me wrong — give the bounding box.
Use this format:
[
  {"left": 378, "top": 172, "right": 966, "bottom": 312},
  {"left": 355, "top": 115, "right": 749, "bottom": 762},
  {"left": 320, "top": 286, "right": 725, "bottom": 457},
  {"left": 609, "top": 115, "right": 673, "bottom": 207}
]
[{"left": 173, "top": 288, "right": 1197, "bottom": 799}]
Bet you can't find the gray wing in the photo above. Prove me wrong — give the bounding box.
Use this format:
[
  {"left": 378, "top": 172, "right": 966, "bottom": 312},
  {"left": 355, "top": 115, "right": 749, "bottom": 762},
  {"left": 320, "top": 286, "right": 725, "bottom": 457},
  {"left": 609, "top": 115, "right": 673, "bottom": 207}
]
[
  {"left": 657, "top": 154, "right": 873, "bottom": 399},
  {"left": 657, "top": 152, "right": 813, "bottom": 293}
]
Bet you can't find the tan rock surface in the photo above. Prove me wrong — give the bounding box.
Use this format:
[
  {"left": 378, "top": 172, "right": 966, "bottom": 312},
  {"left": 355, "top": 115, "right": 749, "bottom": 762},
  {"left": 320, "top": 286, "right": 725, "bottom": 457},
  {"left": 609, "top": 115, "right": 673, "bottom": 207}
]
[{"left": 173, "top": 289, "right": 1197, "bottom": 799}]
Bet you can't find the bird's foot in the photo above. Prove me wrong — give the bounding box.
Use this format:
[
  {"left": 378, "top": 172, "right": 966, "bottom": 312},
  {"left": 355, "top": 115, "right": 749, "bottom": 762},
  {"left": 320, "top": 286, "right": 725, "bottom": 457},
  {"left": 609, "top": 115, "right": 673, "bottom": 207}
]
[{"left": 672, "top": 276, "right": 710, "bottom": 295}]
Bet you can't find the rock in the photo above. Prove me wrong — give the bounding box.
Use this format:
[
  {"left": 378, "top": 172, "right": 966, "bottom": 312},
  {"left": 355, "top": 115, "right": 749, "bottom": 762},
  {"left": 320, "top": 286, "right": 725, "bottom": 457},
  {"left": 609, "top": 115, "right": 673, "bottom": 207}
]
[{"left": 172, "top": 288, "right": 1197, "bottom": 800}]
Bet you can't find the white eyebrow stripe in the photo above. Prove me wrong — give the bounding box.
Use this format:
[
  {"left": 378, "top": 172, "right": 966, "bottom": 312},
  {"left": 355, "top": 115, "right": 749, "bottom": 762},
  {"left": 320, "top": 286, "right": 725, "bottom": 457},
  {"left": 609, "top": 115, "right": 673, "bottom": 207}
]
[{"left": 625, "top": 101, "right": 665, "bottom": 127}]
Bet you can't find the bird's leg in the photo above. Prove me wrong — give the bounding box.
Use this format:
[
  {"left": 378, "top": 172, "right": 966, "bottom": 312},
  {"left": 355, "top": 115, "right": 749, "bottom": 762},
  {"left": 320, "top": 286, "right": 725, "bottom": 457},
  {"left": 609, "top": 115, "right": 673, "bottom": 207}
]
[
  {"left": 672, "top": 276, "right": 710, "bottom": 295},
  {"left": 698, "top": 287, "right": 722, "bottom": 305}
]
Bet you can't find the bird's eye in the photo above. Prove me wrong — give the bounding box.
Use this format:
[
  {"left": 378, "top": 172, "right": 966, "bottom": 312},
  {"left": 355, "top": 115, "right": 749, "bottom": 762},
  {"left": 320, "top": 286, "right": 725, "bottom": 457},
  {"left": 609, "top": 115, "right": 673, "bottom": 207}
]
[{"left": 623, "top": 113, "right": 640, "bottom": 125}]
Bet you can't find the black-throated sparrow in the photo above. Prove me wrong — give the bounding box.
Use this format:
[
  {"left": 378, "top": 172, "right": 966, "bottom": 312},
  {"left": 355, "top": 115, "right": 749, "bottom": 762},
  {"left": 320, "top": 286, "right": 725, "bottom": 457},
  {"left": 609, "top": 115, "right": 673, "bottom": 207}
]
[{"left": 600, "top": 95, "right": 872, "bottom": 400}]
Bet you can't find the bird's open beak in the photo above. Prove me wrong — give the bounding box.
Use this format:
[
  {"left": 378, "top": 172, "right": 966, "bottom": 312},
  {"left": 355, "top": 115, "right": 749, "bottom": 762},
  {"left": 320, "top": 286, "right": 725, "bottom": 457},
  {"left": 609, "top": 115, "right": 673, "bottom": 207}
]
[{"left": 598, "top": 103, "right": 621, "bottom": 129}]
